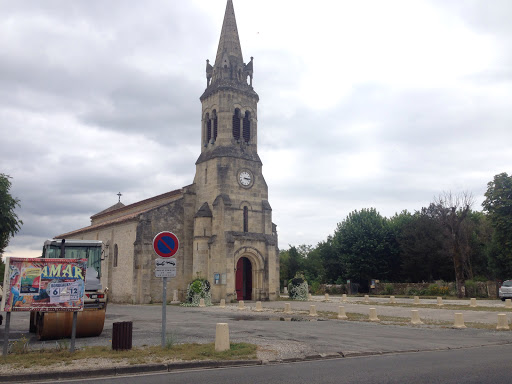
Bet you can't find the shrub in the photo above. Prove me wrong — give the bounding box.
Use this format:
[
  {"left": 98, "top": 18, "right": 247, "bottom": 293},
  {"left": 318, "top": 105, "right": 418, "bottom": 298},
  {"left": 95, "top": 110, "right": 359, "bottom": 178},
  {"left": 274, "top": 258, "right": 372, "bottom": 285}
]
[
  {"left": 310, "top": 281, "right": 321, "bottom": 294},
  {"left": 181, "top": 278, "right": 212, "bottom": 307},
  {"left": 383, "top": 284, "right": 394, "bottom": 295},
  {"left": 288, "top": 273, "right": 308, "bottom": 301}
]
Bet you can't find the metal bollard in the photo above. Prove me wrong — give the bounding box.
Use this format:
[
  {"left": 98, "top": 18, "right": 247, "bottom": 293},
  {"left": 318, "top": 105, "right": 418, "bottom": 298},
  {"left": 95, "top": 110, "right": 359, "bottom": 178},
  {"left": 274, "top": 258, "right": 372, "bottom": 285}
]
[{"left": 112, "top": 321, "right": 133, "bottom": 350}]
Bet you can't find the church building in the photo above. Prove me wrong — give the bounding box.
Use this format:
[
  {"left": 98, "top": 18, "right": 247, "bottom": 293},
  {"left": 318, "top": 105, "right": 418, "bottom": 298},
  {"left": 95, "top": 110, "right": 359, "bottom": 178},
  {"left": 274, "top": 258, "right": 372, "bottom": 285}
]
[{"left": 58, "top": 0, "right": 280, "bottom": 304}]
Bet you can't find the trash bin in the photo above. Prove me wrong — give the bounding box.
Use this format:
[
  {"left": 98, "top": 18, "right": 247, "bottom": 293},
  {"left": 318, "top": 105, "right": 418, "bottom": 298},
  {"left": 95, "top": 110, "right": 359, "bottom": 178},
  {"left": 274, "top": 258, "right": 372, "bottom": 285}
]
[{"left": 112, "top": 321, "right": 132, "bottom": 350}]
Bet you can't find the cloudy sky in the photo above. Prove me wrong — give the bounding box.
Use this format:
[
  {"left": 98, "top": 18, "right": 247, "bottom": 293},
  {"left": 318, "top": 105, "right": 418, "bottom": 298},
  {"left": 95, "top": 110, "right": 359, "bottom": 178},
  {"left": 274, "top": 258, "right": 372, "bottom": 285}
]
[{"left": 1, "top": 0, "right": 511, "bottom": 258}]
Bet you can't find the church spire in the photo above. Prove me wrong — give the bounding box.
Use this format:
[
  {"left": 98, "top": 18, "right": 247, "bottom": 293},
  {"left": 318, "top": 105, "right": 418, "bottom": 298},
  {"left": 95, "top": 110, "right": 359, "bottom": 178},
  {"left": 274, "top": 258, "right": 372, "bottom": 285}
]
[
  {"left": 202, "top": 0, "right": 255, "bottom": 99},
  {"left": 214, "top": 0, "right": 243, "bottom": 70}
]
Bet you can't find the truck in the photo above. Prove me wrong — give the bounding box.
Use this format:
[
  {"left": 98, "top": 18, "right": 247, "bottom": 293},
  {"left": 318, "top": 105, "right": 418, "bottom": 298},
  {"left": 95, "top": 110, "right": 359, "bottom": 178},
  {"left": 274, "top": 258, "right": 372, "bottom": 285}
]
[{"left": 28, "top": 239, "right": 108, "bottom": 340}]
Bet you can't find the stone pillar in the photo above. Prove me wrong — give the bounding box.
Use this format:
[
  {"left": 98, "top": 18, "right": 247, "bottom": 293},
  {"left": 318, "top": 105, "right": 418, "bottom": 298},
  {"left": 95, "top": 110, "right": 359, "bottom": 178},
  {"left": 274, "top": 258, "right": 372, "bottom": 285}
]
[{"left": 215, "top": 323, "right": 230, "bottom": 352}]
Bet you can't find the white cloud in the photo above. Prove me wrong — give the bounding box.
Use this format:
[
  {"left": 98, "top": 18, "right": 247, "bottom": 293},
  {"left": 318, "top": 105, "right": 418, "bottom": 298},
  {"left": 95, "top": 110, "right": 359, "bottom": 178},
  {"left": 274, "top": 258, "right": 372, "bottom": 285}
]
[{"left": 1, "top": 0, "right": 511, "bottom": 254}]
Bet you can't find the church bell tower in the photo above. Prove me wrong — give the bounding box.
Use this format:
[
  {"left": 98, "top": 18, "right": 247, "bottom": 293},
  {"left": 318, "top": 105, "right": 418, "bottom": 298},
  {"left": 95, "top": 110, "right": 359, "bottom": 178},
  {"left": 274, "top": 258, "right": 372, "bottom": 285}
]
[{"left": 192, "top": 0, "right": 279, "bottom": 302}]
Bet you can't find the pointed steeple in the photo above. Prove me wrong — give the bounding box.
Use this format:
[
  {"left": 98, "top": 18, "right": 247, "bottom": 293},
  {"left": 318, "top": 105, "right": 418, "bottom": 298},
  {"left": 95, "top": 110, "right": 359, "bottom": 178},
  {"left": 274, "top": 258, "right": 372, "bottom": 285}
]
[
  {"left": 214, "top": 0, "right": 244, "bottom": 71},
  {"left": 201, "top": 0, "right": 257, "bottom": 101}
]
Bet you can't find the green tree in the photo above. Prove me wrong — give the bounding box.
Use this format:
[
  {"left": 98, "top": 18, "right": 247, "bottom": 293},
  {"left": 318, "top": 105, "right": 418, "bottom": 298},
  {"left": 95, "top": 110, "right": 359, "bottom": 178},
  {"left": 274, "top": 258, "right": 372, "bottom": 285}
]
[
  {"left": 287, "top": 246, "right": 303, "bottom": 280},
  {"left": 482, "top": 172, "right": 512, "bottom": 278},
  {"left": 395, "top": 208, "right": 453, "bottom": 282},
  {"left": 300, "top": 243, "right": 325, "bottom": 284},
  {"left": 333, "top": 208, "right": 394, "bottom": 290},
  {"left": 0, "top": 174, "right": 23, "bottom": 255}
]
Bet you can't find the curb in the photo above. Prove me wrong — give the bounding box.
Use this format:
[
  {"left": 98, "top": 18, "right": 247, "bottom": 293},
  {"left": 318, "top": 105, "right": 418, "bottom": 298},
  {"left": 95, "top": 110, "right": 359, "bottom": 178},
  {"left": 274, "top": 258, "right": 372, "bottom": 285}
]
[
  {"left": 5, "top": 342, "right": 512, "bottom": 382},
  {"left": 2, "top": 360, "right": 263, "bottom": 383}
]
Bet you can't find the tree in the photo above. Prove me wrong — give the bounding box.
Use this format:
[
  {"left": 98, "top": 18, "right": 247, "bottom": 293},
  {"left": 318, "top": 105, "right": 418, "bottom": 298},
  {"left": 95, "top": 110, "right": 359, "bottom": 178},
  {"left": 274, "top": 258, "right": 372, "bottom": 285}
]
[
  {"left": 395, "top": 208, "right": 453, "bottom": 282},
  {"left": 431, "top": 191, "right": 473, "bottom": 298},
  {"left": 482, "top": 172, "right": 512, "bottom": 278},
  {"left": 0, "top": 173, "right": 23, "bottom": 255},
  {"left": 333, "top": 208, "right": 394, "bottom": 290}
]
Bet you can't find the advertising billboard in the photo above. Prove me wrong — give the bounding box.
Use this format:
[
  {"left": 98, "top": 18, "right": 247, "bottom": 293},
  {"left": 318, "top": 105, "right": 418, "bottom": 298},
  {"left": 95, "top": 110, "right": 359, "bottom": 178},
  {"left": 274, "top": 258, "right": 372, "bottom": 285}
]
[{"left": 1, "top": 257, "right": 86, "bottom": 312}]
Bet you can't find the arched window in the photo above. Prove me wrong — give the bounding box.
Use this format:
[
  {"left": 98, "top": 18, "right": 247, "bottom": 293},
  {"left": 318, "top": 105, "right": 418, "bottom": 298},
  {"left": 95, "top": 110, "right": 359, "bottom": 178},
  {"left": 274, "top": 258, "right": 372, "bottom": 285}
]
[
  {"left": 114, "top": 244, "right": 118, "bottom": 268},
  {"left": 243, "top": 111, "right": 251, "bottom": 143},
  {"left": 212, "top": 110, "right": 218, "bottom": 141},
  {"left": 243, "top": 206, "right": 248, "bottom": 232},
  {"left": 232, "top": 109, "right": 241, "bottom": 140}
]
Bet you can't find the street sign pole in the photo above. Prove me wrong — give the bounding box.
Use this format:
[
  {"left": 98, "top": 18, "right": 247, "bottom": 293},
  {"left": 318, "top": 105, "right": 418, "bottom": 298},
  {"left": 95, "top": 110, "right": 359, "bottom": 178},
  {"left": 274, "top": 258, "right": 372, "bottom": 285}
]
[
  {"left": 153, "top": 231, "right": 179, "bottom": 350},
  {"left": 162, "top": 276, "right": 167, "bottom": 348}
]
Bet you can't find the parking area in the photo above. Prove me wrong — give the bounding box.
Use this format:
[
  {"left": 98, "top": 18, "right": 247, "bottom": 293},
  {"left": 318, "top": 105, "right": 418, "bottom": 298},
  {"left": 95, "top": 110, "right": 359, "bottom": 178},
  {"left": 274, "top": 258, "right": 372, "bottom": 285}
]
[{"left": 2, "top": 296, "right": 512, "bottom": 360}]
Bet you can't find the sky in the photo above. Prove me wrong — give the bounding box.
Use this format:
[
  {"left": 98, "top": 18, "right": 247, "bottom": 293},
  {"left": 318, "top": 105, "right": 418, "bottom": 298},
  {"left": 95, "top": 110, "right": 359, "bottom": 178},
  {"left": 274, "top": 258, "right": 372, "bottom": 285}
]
[{"left": 1, "top": 0, "right": 511, "bottom": 258}]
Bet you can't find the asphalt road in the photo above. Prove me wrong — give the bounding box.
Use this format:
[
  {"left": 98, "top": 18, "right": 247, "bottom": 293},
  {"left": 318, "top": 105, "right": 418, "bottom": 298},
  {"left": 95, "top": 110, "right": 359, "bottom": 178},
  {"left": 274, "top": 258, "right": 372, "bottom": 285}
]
[
  {"left": 3, "top": 300, "right": 512, "bottom": 360},
  {"left": 40, "top": 344, "right": 512, "bottom": 384}
]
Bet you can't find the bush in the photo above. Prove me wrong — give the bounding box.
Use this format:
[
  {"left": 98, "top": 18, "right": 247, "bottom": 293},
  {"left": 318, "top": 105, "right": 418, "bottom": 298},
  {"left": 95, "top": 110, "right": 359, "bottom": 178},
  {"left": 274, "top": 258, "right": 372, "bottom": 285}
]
[
  {"left": 310, "top": 281, "right": 321, "bottom": 294},
  {"left": 383, "top": 284, "right": 394, "bottom": 295},
  {"left": 288, "top": 273, "right": 308, "bottom": 301},
  {"left": 181, "top": 278, "right": 212, "bottom": 307}
]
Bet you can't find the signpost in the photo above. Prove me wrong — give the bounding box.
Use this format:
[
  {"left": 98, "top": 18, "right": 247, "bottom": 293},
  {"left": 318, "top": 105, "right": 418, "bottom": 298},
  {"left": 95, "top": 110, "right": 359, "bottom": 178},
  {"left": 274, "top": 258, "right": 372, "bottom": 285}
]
[{"left": 153, "top": 232, "right": 179, "bottom": 348}]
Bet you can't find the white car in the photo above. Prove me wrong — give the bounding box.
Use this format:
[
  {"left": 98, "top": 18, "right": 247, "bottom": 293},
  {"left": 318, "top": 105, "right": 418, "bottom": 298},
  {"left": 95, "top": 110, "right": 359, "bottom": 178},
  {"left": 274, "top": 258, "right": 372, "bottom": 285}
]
[{"left": 499, "top": 280, "right": 512, "bottom": 301}]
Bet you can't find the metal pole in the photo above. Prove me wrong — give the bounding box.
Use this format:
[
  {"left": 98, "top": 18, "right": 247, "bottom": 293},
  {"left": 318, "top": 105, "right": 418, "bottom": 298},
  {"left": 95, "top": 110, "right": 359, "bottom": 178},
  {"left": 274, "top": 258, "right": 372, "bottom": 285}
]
[
  {"left": 2, "top": 312, "right": 11, "bottom": 356},
  {"left": 162, "top": 276, "right": 167, "bottom": 348},
  {"left": 70, "top": 311, "right": 77, "bottom": 353}
]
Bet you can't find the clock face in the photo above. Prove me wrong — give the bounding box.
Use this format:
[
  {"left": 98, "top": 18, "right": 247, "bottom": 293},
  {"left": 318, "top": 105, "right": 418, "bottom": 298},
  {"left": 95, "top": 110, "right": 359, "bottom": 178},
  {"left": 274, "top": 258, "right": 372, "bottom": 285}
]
[{"left": 239, "top": 170, "right": 252, "bottom": 187}]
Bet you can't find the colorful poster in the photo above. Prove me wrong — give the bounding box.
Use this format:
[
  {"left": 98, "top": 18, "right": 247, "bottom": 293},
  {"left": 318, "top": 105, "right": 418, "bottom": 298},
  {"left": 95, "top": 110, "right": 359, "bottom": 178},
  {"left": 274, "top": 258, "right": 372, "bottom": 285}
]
[{"left": 1, "top": 257, "right": 86, "bottom": 312}]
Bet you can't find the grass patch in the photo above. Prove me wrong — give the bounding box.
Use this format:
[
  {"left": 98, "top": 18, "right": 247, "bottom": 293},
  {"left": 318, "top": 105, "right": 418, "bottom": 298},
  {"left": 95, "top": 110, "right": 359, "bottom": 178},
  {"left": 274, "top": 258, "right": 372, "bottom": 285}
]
[{"left": 0, "top": 342, "right": 258, "bottom": 369}]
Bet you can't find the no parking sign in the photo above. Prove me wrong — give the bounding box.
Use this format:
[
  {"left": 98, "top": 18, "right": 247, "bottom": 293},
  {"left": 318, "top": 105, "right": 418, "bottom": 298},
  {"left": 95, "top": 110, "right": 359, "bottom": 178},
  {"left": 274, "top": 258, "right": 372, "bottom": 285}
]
[{"left": 153, "top": 231, "right": 179, "bottom": 258}]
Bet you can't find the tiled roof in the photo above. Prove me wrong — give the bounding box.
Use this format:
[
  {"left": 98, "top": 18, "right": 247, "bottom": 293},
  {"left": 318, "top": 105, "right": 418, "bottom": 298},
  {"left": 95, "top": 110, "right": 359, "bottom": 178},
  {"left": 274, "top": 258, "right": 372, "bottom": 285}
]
[{"left": 58, "top": 186, "right": 191, "bottom": 238}]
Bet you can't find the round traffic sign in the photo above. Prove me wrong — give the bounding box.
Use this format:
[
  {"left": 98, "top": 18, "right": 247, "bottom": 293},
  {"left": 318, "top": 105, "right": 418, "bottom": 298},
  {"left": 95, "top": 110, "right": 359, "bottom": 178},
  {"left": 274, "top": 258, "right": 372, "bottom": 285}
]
[{"left": 153, "top": 231, "right": 179, "bottom": 258}]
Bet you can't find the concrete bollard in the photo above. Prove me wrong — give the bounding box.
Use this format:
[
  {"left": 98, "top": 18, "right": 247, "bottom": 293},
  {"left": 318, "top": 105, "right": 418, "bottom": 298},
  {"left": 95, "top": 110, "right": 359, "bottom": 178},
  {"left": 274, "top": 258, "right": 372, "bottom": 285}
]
[
  {"left": 171, "top": 290, "right": 180, "bottom": 304},
  {"left": 309, "top": 305, "right": 318, "bottom": 317},
  {"left": 369, "top": 308, "right": 380, "bottom": 322},
  {"left": 437, "top": 297, "right": 443, "bottom": 306},
  {"left": 199, "top": 298, "right": 205, "bottom": 307},
  {"left": 338, "top": 306, "right": 348, "bottom": 320},
  {"left": 283, "top": 287, "right": 288, "bottom": 295},
  {"left": 238, "top": 300, "right": 245, "bottom": 310},
  {"left": 364, "top": 295, "right": 370, "bottom": 304},
  {"left": 411, "top": 310, "right": 423, "bottom": 325},
  {"left": 470, "top": 298, "right": 477, "bottom": 307},
  {"left": 342, "top": 294, "right": 347, "bottom": 302},
  {"left": 505, "top": 299, "right": 512, "bottom": 309},
  {"left": 215, "top": 323, "right": 230, "bottom": 352},
  {"left": 453, "top": 313, "right": 466, "bottom": 329},
  {"left": 389, "top": 296, "right": 396, "bottom": 304},
  {"left": 324, "top": 293, "right": 330, "bottom": 302},
  {"left": 284, "top": 302, "right": 292, "bottom": 314},
  {"left": 413, "top": 296, "right": 420, "bottom": 305},
  {"left": 308, "top": 293, "right": 312, "bottom": 301},
  {"left": 219, "top": 299, "right": 226, "bottom": 308},
  {"left": 496, "top": 314, "right": 510, "bottom": 331},
  {"left": 255, "top": 301, "right": 263, "bottom": 312}
]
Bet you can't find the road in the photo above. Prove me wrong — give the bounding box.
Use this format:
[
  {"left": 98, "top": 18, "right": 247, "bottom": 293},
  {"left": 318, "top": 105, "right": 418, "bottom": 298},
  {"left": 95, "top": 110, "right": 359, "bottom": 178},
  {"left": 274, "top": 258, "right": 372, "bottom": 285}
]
[
  {"left": 40, "top": 344, "right": 512, "bottom": 384},
  {"left": 3, "top": 298, "right": 512, "bottom": 360}
]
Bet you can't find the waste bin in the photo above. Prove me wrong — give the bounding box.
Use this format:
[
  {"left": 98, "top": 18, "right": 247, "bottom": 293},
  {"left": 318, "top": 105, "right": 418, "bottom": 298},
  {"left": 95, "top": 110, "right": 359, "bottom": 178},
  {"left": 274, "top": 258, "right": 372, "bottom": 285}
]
[{"left": 112, "top": 321, "right": 132, "bottom": 350}]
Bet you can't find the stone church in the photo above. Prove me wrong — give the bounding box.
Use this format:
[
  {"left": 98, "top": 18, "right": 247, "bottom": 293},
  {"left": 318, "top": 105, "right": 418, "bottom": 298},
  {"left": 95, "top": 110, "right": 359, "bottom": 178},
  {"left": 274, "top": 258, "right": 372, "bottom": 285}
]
[{"left": 58, "top": 0, "right": 280, "bottom": 304}]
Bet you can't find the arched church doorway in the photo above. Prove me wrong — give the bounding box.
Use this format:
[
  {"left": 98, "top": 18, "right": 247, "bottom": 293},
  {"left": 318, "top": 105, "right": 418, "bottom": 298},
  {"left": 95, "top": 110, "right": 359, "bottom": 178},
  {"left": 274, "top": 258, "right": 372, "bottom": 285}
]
[{"left": 236, "top": 257, "right": 252, "bottom": 300}]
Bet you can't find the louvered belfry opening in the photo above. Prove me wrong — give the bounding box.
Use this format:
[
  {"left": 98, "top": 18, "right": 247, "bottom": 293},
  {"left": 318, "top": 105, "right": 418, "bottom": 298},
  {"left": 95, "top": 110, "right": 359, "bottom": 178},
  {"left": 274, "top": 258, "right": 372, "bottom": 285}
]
[
  {"left": 213, "top": 110, "right": 218, "bottom": 140},
  {"left": 233, "top": 108, "right": 241, "bottom": 140},
  {"left": 243, "top": 111, "right": 250, "bottom": 143},
  {"left": 205, "top": 113, "right": 211, "bottom": 144}
]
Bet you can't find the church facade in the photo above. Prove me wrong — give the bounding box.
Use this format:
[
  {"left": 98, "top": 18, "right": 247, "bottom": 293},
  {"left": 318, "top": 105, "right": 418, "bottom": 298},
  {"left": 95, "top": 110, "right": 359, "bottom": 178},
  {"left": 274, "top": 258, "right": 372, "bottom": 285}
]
[{"left": 58, "top": 0, "right": 280, "bottom": 304}]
